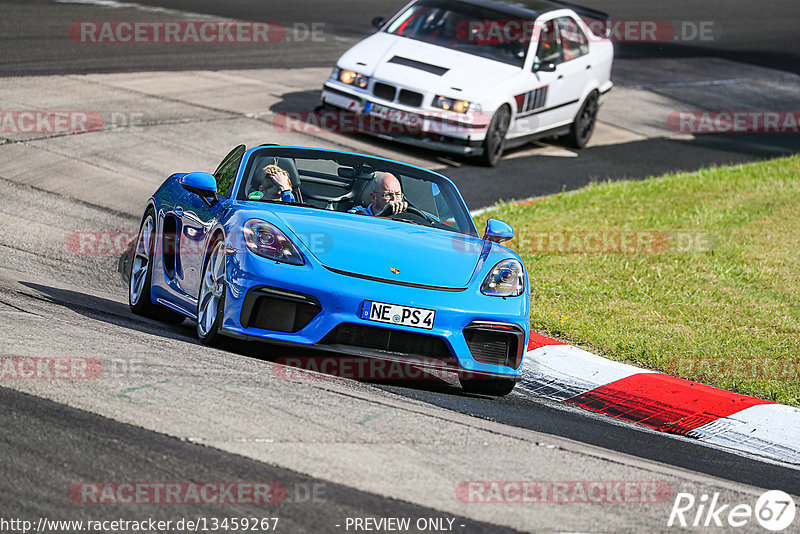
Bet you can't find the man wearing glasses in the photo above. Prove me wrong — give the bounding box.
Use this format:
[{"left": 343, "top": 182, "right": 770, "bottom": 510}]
[{"left": 349, "top": 172, "right": 408, "bottom": 216}]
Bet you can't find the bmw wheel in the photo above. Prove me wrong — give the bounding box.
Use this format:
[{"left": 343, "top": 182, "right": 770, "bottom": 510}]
[
  {"left": 129, "top": 208, "right": 184, "bottom": 324},
  {"left": 479, "top": 105, "right": 511, "bottom": 167},
  {"left": 197, "top": 238, "right": 226, "bottom": 345},
  {"left": 567, "top": 91, "right": 598, "bottom": 149}
]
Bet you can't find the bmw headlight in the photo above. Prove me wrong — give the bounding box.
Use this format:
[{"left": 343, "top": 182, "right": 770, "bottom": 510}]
[
  {"left": 432, "top": 95, "right": 479, "bottom": 114},
  {"left": 242, "top": 219, "right": 304, "bottom": 265},
  {"left": 337, "top": 68, "right": 370, "bottom": 89},
  {"left": 481, "top": 259, "right": 525, "bottom": 297}
]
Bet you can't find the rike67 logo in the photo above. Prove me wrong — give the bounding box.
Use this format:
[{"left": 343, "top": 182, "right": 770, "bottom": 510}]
[{"left": 668, "top": 490, "right": 796, "bottom": 531}]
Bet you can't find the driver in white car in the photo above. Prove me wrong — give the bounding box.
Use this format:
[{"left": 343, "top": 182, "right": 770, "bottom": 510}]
[{"left": 349, "top": 172, "right": 408, "bottom": 216}]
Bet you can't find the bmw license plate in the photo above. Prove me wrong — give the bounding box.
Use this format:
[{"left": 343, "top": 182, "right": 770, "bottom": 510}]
[
  {"left": 361, "top": 300, "right": 435, "bottom": 330},
  {"left": 365, "top": 102, "right": 423, "bottom": 128}
]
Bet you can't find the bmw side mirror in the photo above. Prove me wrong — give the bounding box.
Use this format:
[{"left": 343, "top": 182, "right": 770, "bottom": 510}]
[
  {"left": 180, "top": 172, "right": 218, "bottom": 205},
  {"left": 372, "top": 16, "right": 385, "bottom": 30},
  {"left": 483, "top": 219, "right": 514, "bottom": 243},
  {"left": 533, "top": 61, "right": 557, "bottom": 73}
]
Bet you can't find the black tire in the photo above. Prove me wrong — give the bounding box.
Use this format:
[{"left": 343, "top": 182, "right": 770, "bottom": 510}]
[
  {"left": 196, "top": 238, "right": 226, "bottom": 346},
  {"left": 459, "top": 375, "right": 516, "bottom": 396},
  {"left": 567, "top": 91, "right": 599, "bottom": 149},
  {"left": 128, "top": 208, "right": 184, "bottom": 324},
  {"left": 479, "top": 105, "right": 511, "bottom": 167}
]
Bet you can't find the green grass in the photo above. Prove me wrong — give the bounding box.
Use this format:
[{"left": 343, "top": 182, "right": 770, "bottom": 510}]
[{"left": 476, "top": 155, "right": 800, "bottom": 405}]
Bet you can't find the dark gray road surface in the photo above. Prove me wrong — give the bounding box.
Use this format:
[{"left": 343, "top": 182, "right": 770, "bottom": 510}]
[
  {"left": 0, "top": 385, "right": 519, "bottom": 534},
  {"left": 1, "top": 0, "right": 798, "bottom": 76}
]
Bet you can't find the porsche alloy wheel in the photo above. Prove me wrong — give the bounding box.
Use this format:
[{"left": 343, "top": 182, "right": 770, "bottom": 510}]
[
  {"left": 129, "top": 208, "right": 184, "bottom": 324},
  {"left": 479, "top": 105, "right": 511, "bottom": 167},
  {"left": 568, "top": 91, "right": 598, "bottom": 149},
  {"left": 129, "top": 211, "right": 154, "bottom": 309},
  {"left": 197, "top": 238, "right": 226, "bottom": 345}
]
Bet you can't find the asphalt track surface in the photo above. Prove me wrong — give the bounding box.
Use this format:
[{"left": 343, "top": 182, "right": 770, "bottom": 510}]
[
  {"left": 2, "top": 1, "right": 800, "bottom": 532},
  {"left": 2, "top": 0, "right": 799, "bottom": 75},
  {"left": 0, "top": 386, "right": 517, "bottom": 533}
]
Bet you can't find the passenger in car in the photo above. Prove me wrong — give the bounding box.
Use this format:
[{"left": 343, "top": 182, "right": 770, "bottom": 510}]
[
  {"left": 259, "top": 164, "right": 295, "bottom": 202},
  {"left": 348, "top": 172, "right": 408, "bottom": 216}
]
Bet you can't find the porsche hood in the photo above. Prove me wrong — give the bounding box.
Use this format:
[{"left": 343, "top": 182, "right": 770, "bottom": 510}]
[{"left": 274, "top": 208, "right": 484, "bottom": 289}]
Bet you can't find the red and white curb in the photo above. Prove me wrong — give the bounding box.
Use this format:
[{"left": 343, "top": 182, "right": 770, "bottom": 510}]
[{"left": 520, "top": 333, "right": 800, "bottom": 466}]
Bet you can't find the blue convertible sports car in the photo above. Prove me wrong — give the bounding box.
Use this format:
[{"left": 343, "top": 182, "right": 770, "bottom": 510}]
[{"left": 129, "top": 145, "right": 529, "bottom": 395}]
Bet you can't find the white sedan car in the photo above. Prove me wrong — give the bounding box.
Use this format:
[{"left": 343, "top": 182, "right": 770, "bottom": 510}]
[{"left": 321, "top": 0, "right": 613, "bottom": 165}]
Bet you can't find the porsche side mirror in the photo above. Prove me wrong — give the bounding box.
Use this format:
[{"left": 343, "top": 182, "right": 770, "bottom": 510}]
[
  {"left": 533, "top": 61, "right": 557, "bottom": 73},
  {"left": 372, "top": 16, "right": 385, "bottom": 30},
  {"left": 483, "top": 219, "right": 514, "bottom": 243},
  {"left": 180, "top": 172, "right": 218, "bottom": 205}
]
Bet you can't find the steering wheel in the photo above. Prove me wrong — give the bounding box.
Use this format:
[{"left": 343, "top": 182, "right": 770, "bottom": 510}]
[{"left": 376, "top": 203, "right": 439, "bottom": 225}]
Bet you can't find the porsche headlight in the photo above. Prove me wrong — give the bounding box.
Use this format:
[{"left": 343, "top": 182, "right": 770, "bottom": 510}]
[
  {"left": 337, "top": 68, "right": 370, "bottom": 89},
  {"left": 481, "top": 259, "right": 525, "bottom": 297},
  {"left": 242, "top": 219, "right": 304, "bottom": 265},
  {"left": 433, "top": 95, "right": 478, "bottom": 114}
]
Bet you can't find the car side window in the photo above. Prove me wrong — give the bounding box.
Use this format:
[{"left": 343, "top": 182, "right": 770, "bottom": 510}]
[
  {"left": 213, "top": 145, "right": 246, "bottom": 198},
  {"left": 556, "top": 17, "right": 589, "bottom": 61},
  {"left": 534, "top": 20, "right": 561, "bottom": 67}
]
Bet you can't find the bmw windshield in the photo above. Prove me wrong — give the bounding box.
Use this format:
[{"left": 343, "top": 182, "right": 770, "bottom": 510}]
[{"left": 384, "top": 0, "right": 531, "bottom": 67}]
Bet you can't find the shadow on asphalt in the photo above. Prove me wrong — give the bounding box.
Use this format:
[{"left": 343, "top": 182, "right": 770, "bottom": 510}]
[
  {"left": 446, "top": 133, "right": 800, "bottom": 209},
  {"left": 18, "top": 281, "right": 471, "bottom": 397}
]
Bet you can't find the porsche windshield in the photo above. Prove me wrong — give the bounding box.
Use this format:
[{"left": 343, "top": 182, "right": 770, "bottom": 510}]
[
  {"left": 238, "top": 148, "right": 478, "bottom": 237},
  {"left": 384, "top": 0, "right": 530, "bottom": 67}
]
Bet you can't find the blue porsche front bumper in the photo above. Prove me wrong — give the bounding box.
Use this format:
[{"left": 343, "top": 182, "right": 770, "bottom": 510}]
[{"left": 218, "top": 247, "right": 529, "bottom": 379}]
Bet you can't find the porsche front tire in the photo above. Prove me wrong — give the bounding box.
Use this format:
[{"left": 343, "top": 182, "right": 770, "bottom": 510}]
[{"left": 196, "top": 238, "right": 227, "bottom": 346}]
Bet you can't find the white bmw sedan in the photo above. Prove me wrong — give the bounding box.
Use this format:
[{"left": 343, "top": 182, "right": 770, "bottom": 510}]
[{"left": 321, "top": 0, "right": 614, "bottom": 165}]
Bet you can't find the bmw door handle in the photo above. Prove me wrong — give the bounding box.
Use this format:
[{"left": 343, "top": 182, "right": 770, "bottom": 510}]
[
  {"left": 557, "top": 75, "right": 564, "bottom": 80},
  {"left": 586, "top": 64, "right": 592, "bottom": 70}
]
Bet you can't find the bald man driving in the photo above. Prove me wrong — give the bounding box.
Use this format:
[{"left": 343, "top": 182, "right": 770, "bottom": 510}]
[{"left": 349, "top": 172, "right": 408, "bottom": 216}]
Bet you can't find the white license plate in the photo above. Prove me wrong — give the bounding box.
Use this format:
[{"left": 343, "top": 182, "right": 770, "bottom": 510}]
[
  {"left": 361, "top": 300, "right": 435, "bottom": 330},
  {"left": 366, "top": 102, "right": 423, "bottom": 128}
]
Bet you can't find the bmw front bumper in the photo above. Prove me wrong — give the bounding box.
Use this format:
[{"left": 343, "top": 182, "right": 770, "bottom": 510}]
[{"left": 320, "top": 83, "right": 488, "bottom": 157}]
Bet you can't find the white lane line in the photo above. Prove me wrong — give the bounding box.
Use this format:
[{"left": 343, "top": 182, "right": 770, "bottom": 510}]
[{"left": 53, "top": 0, "right": 226, "bottom": 19}]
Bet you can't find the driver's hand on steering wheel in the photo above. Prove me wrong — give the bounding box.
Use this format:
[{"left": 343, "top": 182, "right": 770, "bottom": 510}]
[{"left": 384, "top": 199, "right": 408, "bottom": 215}]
